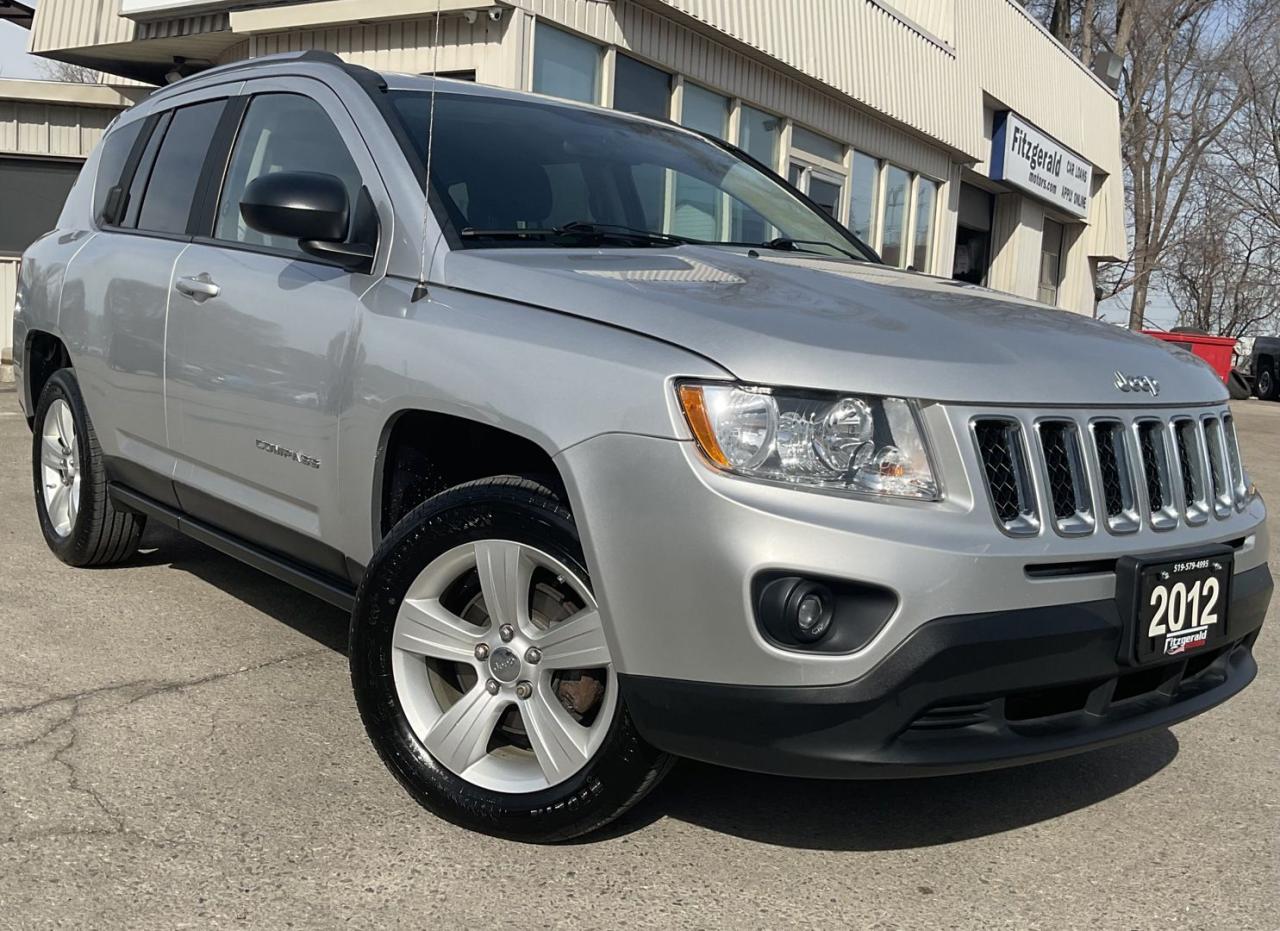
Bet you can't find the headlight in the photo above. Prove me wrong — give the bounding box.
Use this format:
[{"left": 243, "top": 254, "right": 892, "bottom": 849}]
[{"left": 677, "top": 382, "right": 938, "bottom": 500}]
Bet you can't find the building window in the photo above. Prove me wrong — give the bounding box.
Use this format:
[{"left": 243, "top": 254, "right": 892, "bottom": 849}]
[
  {"left": 733, "top": 106, "right": 783, "bottom": 241},
  {"left": 614, "top": 54, "right": 671, "bottom": 119},
  {"left": 738, "top": 105, "right": 780, "bottom": 170},
  {"left": 848, "top": 151, "right": 879, "bottom": 244},
  {"left": 791, "top": 126, "right": 844, "bottom": 165},
  {"left": 912, "top": 178, "right": 938, "bottom": 272},
  {"left": 532, "top": 23, "right": 601, "bottom": 104},
  {"left": 1039, "top": 218, "right": 1065, "bottom": 305},
  {"left": 674, "top": 83, "right": 731, "bottom": 239},
  {"left": 880, "top": 165, "right": 911, "bottom": 267},
  {"left": 681, "top": 82, "right": 730, "bottom": 140}
]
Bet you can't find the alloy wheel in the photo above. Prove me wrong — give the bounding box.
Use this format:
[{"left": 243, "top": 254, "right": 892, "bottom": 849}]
[
  {"left": 390, "top": 539, "right": 617, "bottom": 794},
  {"left": 39, "top": 398, "right": 81, "bottom": 537}
]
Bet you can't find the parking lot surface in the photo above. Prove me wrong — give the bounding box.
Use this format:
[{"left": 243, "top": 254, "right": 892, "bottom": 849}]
[{"left": 1, "top": 385, "right": 1277, "bottom": 930}]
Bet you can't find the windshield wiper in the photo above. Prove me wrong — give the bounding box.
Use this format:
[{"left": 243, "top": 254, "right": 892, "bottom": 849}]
[
  {"left": 459, "top": 221, "right": 696, "bottom": 247},
  {"left": 759, "top": 237, "right": 862, "bottom": 261}
]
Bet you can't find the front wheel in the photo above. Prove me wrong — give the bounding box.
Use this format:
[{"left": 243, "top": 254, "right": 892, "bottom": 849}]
[{"left": 350, "top": 477, "right": 672, "bottom": 842}]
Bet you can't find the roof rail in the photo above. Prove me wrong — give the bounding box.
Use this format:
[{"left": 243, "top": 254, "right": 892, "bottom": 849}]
[{"left": 159, "top": 49, "right": 386, "bottom": 93}]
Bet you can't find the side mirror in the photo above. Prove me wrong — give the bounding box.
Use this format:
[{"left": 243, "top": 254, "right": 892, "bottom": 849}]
[{"left": 240, "top": 171, "right": 374, "bottom": 271}]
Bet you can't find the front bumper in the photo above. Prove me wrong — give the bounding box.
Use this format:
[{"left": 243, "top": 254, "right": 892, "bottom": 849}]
[{"left": 620, "top": 563, "right": 1271, "bottom": 778}]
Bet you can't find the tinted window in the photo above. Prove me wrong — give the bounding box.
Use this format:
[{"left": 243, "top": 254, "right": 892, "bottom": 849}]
[
  {"left": 0, "top": 158, "right": 82, "bottom": 255},
  {"left": 93, "top": 119, "right": 144, "bottom": 225},
  {"left": 214, "top": 94, "right": 362, "bottom": 253},
  {"left": 136, "top": 100, "right": 225, "bottom": 235}
]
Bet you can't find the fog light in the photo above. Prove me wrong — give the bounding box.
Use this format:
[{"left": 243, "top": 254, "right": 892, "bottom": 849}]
[{"left": 787, "top": 582, "right": 833, "bottom": 642}]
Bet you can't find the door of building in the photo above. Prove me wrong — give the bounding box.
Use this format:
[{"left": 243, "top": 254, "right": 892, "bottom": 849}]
[{"left": 953, "top": 182, "right": 994, "bottom": 285}]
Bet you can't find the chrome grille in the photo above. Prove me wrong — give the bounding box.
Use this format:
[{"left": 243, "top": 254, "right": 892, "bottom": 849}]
[
  {"left": 971, "top": 408, "right": 1246, "bottom": 537},
  {"left": 973, "top": 419, "right": 1038, "bottom": 534}
]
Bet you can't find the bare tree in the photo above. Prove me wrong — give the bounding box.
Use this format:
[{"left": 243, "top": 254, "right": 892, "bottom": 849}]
[
  {"left": 1023, "top": 1, "right": 1279, "bottom": 330},
  {"left": 37, "top": 60, "right": 102, "bottom": 84},
  {"left": 1165, "top": 194, "right": 1280, "bottom": 335}
]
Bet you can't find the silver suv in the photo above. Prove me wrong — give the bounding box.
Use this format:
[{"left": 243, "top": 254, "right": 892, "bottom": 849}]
[{"left": 14, "top": 53, "right": 1271, "bottom": 842}]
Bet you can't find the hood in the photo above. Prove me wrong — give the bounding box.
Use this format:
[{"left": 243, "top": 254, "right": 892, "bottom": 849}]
[{"left": 441, "top": 247, "right": 1227, "bottom": 407}]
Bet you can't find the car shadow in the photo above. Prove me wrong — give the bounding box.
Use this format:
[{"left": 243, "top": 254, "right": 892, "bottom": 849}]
[
  {"left": 594, "top": 729, "right": 1180, "bottom": 850},
  {"left": 132, "top": 523, "right": 351, "bottom": 655},
  {"left": 126, "top": 524, "right": 1181, "bottom": 851}
]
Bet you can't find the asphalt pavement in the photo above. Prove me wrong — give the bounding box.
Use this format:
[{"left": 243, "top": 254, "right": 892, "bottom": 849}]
[{"left": 1, "top": 383, "right": 1276, "bottom": 929}]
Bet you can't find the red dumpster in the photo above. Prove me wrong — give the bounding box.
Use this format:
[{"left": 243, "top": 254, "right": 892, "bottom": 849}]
[{"left": 1142, "top": 331, "right": 1237, "bottom": 384}]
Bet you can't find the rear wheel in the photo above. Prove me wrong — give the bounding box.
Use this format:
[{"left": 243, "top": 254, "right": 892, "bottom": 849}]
[
  {"left": 350, "top": 477, "right": 672, "bottom": 842},
  {"left": 32, "top": 369, "right": 145, "bottom": 566},
  {"left": 1256, "top": 366, "right": 1278, "bottom": 401}
]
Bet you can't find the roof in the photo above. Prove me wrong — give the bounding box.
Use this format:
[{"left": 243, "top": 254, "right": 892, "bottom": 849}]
[{"left": 0, "top": 0, "right": 34, "bottom": 29}]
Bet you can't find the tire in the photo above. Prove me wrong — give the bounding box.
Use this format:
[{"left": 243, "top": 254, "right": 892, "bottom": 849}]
[
  {"left": 350, "top": 476, "right": 673, "bottom": 842},
  {"left": 1256, "top": 366, "right": 1278, "bottom": 401},
  {"left": 32, "top": 368, "right": 146, "bottom": 567},
  {"left": 1228, "top": 369, "right": 1252, "bottom": 401}
]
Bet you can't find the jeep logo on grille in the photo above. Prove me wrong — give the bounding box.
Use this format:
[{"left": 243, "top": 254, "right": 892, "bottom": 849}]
[{"left": 1114, "top": 371, "right": 1160, "bottom": 397}]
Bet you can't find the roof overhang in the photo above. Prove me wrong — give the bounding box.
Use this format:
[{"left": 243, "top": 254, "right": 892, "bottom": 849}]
[{"left": 0, "top": 0, "right": 35, "bottom": 30}]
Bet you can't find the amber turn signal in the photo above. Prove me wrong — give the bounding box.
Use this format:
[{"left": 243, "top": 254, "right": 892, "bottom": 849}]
[{"left": 677, "top": 384, "right": 731, "bottom": 469}]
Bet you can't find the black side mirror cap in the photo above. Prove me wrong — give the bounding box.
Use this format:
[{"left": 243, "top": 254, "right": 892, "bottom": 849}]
[{"left": 240, "top": 170, "right": 351, "bottom": 243}]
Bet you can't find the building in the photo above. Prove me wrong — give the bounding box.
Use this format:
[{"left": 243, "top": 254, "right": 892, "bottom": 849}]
[{"left": 15, "top": 0, "right": 1125, "bottom": 328}]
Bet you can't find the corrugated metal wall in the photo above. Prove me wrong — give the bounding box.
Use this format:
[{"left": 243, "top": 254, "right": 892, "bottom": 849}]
[
  {"left": 0, "top": 100, "right": 115, "bottom": 158},
  {"left": 650, "top": 0, "right": 975, "bottom": 157},
  {"left": 883, "top": 0, "right": 956, "bottom": 46},
  {"left": 242, "top": 13, "right": 503, "bottom": 78}
]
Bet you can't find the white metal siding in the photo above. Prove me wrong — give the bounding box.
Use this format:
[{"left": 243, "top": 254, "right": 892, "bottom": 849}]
[
  {"left": 241, "top": 13, "right": 502, "bottom": 78},
  {"left": 0, "top": 100, "right": 114, "bottom": 158}
]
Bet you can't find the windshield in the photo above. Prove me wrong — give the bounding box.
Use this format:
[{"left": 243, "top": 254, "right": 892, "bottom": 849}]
[{"left": 389, "top": 90, "right": 875, "bottom": 260}]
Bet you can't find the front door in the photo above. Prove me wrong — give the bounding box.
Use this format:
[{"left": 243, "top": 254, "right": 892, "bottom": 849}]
[{"left": 165, "top": 82, "right": 385, "bottom": 579}]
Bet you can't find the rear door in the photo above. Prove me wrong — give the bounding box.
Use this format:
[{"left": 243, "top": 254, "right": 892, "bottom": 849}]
[
  {"left": 165, "top": 79, "right": 387, "bottom": 579},
  {"left": 65, "top": 89, "right": 233, "bottom": 505}
]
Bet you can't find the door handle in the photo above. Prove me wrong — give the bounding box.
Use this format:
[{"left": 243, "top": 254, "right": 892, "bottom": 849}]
[{"left": 175, "top": 273, "right": 221, "bottom": 302}]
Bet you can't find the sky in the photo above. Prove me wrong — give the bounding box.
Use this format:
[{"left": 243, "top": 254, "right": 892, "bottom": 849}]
[{"left": 0, "top": 13, "right": 44, "bottom": 80}]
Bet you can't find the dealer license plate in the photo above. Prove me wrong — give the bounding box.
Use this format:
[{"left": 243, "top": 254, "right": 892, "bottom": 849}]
[{"left": 1125, "top": 551, "right": 1232, "bottom": 664}]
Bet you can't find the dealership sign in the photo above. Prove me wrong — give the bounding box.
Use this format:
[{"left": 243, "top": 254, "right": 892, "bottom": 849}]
[{"left": 991, "top": 112, "right": 1092, "bottom": 219}]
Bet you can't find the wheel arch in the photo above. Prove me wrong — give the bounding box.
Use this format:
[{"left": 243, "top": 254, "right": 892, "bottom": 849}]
[
  {"left": 22, "top": 329, "right": 71, "bottom": 426},
  {"left": 372, "top": 407, "right": 569, "bottom": 543}
]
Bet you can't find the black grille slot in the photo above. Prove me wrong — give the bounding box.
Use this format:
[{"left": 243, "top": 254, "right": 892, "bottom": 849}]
[
  {"left": 974, "top": 419, "right": 1033, "bottom": 528},
  {"left": 1174, "top": 420, "right": 1197, "bottom": 510},
  {"left": 1137, "top": 421, "right": 1167, "bottom": 514},
  {"left": 1093, "top": 421, "right": 1128, "bottom": 518},
  {"left": 1040, "top": 422, "right": 1078, "bottom": 520}
]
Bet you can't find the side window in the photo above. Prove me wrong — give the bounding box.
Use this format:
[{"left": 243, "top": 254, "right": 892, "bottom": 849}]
[
  {"left": 136, "top": 100, "right": 226, "bottom": 236},
  {"left": 214, "top": 94, "right": 363, "bottom": 253},
  {"left": 93, "top": 119, "right": 145, "bottom": 226}
]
